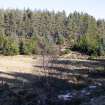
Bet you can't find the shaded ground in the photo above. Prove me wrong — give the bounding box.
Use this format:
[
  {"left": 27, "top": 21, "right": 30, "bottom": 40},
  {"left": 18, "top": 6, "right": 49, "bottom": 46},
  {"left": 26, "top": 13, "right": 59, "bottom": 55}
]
[
  {"left": 35, "top": 57, "right": 105, "bottom": 85},
  {"left": 0, "top": 72, "right": 105, "bottom": 105},
  {"left": 0, "top": 55, "right": 105, "bottom": 105}
]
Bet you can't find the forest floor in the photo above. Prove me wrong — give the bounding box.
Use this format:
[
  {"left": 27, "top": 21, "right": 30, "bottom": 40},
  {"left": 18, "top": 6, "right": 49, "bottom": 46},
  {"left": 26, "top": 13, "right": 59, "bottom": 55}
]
[
  {"left": 0, "top": 53, "right": 105, "bottom": 105},
  {"left": 0, "top": 52, "right": 104, "bottom": 84},
  {"left": 0, "top": 52, "right": 92, "bottom": 81}
]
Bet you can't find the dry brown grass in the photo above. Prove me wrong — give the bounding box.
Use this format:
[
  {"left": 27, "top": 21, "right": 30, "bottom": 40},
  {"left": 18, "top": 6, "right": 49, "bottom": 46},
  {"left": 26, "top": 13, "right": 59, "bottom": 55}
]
[{"left": 0, "top": 55, "right": 38, "bottom": 79}]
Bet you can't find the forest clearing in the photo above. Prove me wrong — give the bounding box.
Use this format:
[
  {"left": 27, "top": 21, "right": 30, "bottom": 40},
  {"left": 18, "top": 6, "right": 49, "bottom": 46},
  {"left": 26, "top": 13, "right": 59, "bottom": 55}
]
[
  {"left": 0, "top": 53, "right": 105, "bottom": 105},
  {"left": 0, "top": 53, "right": 104, "bottom": 85},
  {"left": 0, "top": 0, "right": 105, "bottom": 104}
]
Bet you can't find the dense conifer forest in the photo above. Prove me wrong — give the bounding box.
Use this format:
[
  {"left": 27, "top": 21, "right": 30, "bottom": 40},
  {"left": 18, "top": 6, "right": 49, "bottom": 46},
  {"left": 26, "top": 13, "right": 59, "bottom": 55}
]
[{"left": 0, "top": 9, "right": 105, "bottom": 56}]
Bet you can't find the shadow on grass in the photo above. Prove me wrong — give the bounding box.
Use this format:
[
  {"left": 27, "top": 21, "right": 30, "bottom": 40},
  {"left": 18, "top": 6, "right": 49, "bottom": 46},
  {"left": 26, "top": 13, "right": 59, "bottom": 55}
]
[
  {"left": 34, "top": 58, "right": 105, "bottom": 85},
  {"left": 50, "top": 59, "right": 105, "bottom": 68},
  {"left": 0, "top": 58, "right": 105, "bottom": 105},
  {"left": 0, "top": 71, "right": 87, "bottom": 91}
]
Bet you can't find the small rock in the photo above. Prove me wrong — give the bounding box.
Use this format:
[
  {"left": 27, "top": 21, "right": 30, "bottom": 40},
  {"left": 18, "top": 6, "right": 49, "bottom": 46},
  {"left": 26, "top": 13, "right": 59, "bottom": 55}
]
[
  {"left": 89, "top": 85, "right": 97, "bottom": 89},
  {"left": 58, "top": 93, "right": 73, "bottom": 101}
]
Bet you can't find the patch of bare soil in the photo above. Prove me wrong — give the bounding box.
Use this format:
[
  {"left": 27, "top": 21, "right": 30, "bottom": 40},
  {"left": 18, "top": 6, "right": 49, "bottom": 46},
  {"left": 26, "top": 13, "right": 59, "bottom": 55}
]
[
  {"left": 0, "top": 55, "right": 37, "bottom": 80},
  {"left": 0, "top": 55, "right": 34, "bottom": 71}
]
